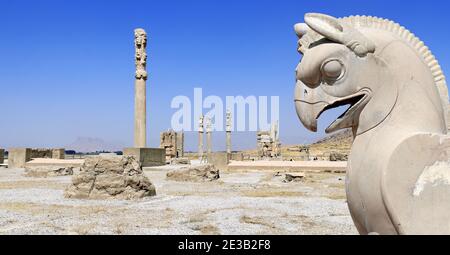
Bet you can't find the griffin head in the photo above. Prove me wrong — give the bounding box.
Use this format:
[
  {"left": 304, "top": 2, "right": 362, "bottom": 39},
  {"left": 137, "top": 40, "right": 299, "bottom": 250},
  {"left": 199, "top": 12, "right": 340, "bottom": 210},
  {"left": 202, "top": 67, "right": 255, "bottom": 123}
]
[{"left": 294, "top": 13, "right": 395, "bottom": 134}]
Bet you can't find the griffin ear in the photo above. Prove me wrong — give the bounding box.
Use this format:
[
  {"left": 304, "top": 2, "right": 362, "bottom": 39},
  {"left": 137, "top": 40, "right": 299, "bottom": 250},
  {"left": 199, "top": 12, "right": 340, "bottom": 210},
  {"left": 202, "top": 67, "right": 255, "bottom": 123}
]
[{"left": 304, "top": 13, "right": 344, "bottom": 42}]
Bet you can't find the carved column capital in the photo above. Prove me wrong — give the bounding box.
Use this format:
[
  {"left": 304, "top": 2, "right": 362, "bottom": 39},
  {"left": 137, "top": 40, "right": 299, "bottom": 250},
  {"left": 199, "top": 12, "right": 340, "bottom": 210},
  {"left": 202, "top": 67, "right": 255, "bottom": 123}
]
[
  {"left": 134, "top": 28, "right": 148, "bottom": 80},
  {"left": 198, "top": 115, "right": 204, "bottom": 133},
  {"left": 226, "top": 110, "right": 232, "bottom": 132}
]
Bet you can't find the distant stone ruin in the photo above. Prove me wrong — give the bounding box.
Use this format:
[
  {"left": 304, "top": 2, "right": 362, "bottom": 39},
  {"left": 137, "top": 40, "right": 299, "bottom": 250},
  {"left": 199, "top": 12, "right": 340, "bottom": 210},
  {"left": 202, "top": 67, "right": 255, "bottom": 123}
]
[
  {"left": 160, "top": 130, "right": 184, "bottom": 162},
  {"left": 257, "top": 122, "right": 281, "bottom": 159},
  {"left": 65, "top": 155, "right": 156, "bottom": 200}
]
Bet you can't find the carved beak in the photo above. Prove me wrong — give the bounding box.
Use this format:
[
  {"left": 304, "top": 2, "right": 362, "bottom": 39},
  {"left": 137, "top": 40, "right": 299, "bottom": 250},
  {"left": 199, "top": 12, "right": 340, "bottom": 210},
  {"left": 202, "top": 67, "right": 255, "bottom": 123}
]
[
  {"left": 294, "top": 79, "right": 370, "bottom": 133},
  {"left": 294, "top": 80, "right": 328, "bottom": 132}
]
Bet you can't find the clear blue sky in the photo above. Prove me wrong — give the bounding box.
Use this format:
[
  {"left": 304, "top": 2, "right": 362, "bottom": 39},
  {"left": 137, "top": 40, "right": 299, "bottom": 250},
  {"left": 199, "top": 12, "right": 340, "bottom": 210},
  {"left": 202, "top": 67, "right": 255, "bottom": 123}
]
[{"left": 0, "top": 0, "right": 449, "bottom": 151}]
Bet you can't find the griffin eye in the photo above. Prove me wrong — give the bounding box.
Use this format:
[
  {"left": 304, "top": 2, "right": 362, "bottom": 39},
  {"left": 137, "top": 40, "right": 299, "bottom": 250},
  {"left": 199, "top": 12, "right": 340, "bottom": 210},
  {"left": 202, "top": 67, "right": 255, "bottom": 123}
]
[{"left": 321, "top": 59, "right": 344, "bottom": 80}]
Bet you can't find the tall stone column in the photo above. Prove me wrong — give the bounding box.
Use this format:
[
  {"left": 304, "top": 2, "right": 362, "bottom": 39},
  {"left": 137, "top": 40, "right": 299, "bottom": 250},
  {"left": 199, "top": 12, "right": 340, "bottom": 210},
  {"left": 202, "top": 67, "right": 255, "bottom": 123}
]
[
  {"left": 134, "top": 28, "right": 148, "bottom": 148},
  {"left": 226, "top": 110, "right": 232, "bottom": 154},
  {"left": 124, "top": 28, "right": 165, "bottom": 167},
  {"left": 206, "top": 117, "right": 212, "bottom": 155},
  {"left": 198, "top": 115, "right": 204, "bottom": 161}
]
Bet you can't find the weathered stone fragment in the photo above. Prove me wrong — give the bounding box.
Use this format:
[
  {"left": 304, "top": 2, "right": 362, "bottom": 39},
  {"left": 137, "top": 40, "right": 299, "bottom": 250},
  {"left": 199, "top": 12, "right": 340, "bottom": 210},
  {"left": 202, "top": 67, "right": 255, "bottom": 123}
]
[
  {"left": 24, "top": 166, "right": 75, "bottom": 177},
  {"left": 166, "top": 164, "right": 220, "bottom": 182},
  {"left": 65, "top": 156, "right": 156, "bottom": 200},
  {"left": 283, "top": 173, "right": 305, "bottom": 183},
  {"left": 329, "top": 152, "right": 348, "bottom": 161},
  {"left": 170, "top": 157, "right": 190, "bottom": 165}
]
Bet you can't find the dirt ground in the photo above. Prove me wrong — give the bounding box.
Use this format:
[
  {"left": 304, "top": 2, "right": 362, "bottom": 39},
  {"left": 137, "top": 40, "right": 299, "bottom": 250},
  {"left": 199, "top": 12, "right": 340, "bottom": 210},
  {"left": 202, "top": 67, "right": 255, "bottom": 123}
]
[{"left": 0, "top": 164, "right": 357, "bottom": 235}]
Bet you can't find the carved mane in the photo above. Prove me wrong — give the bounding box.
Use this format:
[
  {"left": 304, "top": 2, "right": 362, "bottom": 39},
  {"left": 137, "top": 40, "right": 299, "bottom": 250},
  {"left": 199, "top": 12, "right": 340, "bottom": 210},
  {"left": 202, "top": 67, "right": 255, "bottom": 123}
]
[{"left": 300, "top": 15, "right": 449, "bottom": 122}]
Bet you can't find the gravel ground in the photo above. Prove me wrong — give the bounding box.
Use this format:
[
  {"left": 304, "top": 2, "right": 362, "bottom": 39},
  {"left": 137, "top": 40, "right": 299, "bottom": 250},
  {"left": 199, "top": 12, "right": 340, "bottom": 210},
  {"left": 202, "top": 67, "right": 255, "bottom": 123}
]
[{"left": 0, "top": 165, "right": 357, "bottom": 235}]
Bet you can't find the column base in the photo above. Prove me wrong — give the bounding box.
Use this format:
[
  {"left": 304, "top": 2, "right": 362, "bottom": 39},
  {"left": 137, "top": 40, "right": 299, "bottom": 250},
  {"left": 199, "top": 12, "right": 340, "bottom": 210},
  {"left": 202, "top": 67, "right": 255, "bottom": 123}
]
[{"left": 123, "top": 148, "right": 166, "bottom": 167}]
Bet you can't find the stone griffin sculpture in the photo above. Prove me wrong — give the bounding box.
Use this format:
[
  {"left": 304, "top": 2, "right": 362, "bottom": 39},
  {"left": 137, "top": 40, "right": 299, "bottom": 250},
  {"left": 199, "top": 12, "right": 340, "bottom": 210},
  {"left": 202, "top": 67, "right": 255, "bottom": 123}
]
[{"left": 294, "top": 13, "right": 450, "bottom": 234}]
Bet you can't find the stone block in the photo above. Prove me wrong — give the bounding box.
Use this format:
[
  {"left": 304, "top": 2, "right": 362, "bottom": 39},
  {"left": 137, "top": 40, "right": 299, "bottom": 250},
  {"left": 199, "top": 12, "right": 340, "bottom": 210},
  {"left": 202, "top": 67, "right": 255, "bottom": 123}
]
[
  {"left": 123, "top": 148, "right": 165, "bottom": 167},
  {"left": 52, "top": 148, "right": 65, "bottom": 159},
  {"left": 207, "top": 152, "right": 229, "bottom": 171},
  {"left": 8, "top": 148, "right": 31, "bottom": 169}
]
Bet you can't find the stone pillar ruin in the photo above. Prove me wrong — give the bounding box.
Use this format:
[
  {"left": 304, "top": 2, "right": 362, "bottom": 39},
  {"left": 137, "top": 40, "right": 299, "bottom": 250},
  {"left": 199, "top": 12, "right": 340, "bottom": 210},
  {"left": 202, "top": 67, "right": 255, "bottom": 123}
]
[
  {"left": 198, "top": 115, "right": 204, "bottom": 161},
  {"left": 176, "top": 131, "right": 184, "bottom": 158},
  {"left": 160, "top": 130, "right": 184, "bottom": 161},
  {"left": 256, "top": 121, "right": 281, "bottom": 160},
  {"left": 160, "top": 130, "right": 177, "bottom": 162},
  {"left": 226, "top": 110, "right": 232, "bottom": 154},
  {"left": 271, "top": 121, "right": 281, "bottom": 158},
  {"left": 206, "top": 116, "right": 212, "bottom": 155},
  {"left": 134, "top": 28, "right": 148, "bottom": 148},
  {"left": 124, "top": 28, "right": 165, "bottom": 167}
]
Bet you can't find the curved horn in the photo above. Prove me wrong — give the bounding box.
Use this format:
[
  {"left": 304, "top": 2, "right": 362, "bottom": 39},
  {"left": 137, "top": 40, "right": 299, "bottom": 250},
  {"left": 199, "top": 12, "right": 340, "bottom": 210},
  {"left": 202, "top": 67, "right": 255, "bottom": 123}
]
[
  {"left": 304, "top": 13, "right": 375, "bottom": 56},
  {"left": 305, "top": 13, "right": 344, "bottom": 41}
]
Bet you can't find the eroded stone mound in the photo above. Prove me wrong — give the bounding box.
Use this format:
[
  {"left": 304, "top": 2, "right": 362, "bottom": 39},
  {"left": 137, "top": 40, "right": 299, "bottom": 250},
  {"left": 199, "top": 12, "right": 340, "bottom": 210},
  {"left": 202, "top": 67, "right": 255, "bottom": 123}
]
[
  {"left": 166, "top": 164, "right": 219, "bottom": 182},
  {"left": 25, "top": 166, "right": 76, "bottom": 177},
  {"left": 65, "top": 156, "right": 156, "bottom": 200}
]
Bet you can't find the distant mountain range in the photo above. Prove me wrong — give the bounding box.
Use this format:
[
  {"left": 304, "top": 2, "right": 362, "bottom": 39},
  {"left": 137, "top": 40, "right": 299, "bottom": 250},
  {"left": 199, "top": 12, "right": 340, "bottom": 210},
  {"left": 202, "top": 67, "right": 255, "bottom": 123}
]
[{"left": 66, "top": 137, "right": 125, "bottom": 153}]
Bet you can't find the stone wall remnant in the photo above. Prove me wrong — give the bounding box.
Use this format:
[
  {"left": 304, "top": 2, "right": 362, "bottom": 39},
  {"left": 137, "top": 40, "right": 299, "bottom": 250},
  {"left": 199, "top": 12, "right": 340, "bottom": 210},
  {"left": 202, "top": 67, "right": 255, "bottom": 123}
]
[{"left": 123, "top": 148, "right": 165, "bottom": 167}]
